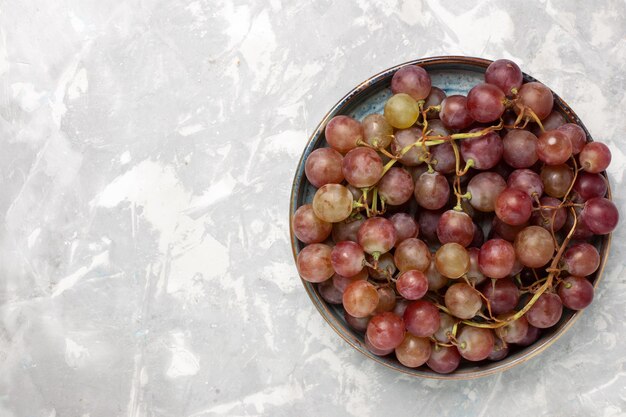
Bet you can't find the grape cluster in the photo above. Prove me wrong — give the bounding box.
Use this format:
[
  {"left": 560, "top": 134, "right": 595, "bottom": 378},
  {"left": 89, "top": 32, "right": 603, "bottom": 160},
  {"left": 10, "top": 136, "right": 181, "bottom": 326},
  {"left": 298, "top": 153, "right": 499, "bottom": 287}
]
[{"left": 293, "top": 59, "right": 618, "bottom": 374}]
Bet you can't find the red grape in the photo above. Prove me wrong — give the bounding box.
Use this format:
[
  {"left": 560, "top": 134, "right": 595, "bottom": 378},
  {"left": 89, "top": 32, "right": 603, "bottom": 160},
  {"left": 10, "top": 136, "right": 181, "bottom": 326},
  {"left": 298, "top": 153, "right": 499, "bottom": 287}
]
[
  {"left": 481, "top": 278, "right": 520, "bottom": 315},
  {"left": 345, "top": 312, "right": 371, "bottom": 332},
  {"left": 331, "top": 241, "right": 365, "bottom": 277},
  {"left": 418, "top": 209, "right": 443, "bottom": 243},
  {"left": 391, "top": 65, "right": 432, "bottom": 100},
  {"left": 332, "top": 218, "right": 364, "bottom": 243},
  {"left": 440, "top": 95, "right": 474, "bottom": 130},
  {"left": 515, "top": 82, "right": 554, "bottom": 120},
  {"left": 389, "top": 213, "right": 419, "bottom": 245},
  {"left": 358, "top": 217, "right": 397, "bottom": 255},
  {"left": 433, "top": 312, "right": 456, "bottom": 343},
  {"left": 424, "top": 87, "right": 446, "bottom": 118},
  {"left": 558, "top": 276, "right": 594, "bottom": 310},
  {"left": 516, "top": 324, "right": 540, "bottom": 346},
  {"left": 467, "top": 172, "right": 507, "bottom": 212},
  {"left": 297, "top": 243, "right": 334, "bottom": 283},
  {"left": 366, "top": 312, "right": 406, "bottom": 350},
  {"left": 394, "top": 238, "right": 431, "bottom": 272},
  {"left": 403, "top": 300, "right": 440, "bottom": 337},
  {"left": 375, "top": 286, "right": 397, "bottom": 313},
  {"left": 368, "top": 252, "right": 396, "bottom": 280},
  {"left": 437, "top": 210, "right": 475, "bottom": 247},
  {"left": 495, "top": 315, "right": 529, "bottom": 344},
  {"left": 573, "top": 172, "right": 607, "bottom": 201},
  {"left": 318, "top": 279, "right": 343, "bottom": 304},
  {"left": 526, "top": 292, "right": 563, "bottom": 328},
  {"left": 362, "top": 113, "right": 393, "bottom": 148},
  {"left": 332, "top": 270, "right": 368, "bottom": 293},
  {"left": 414, "top": 171, "right": 450, "bottom": 210},
  {"left": 467, "top": 83, "right": 506, "bottom": 123},
  {"left": 485, "top": 59, "right": 523, "bottom": 96},
  {"left": 427, "top": 345, "right": 461, "bottom": 374},
  {"left": 491, "top": 217, "right": 526, "bottom": 242},
  {"left": 537, "top": 130, "right": 572, "bottom": 165},
  {"left": 470, "top": 223, "right": 485, "bottom": 248},
  {"left": 579, "top": 142, "right": 611, "bottom": 173},
  {"left": 342, "top": 147, "right": 384, "bottom": 188},
  {"left": 507, "top": 169, "right": 544, "bottom": 198},
  {"left": 343, "top": 280, "right": 379, "bottom": 318},
  {"left": 396, "top": 270, "right": 429, "bottom": 300},
  {"left": 531, "top": 196, "right": 566, "bottom": 232},
  {"left": 395, "top": 334, "right": 431, "bottom": 368},
  {"left": 502, "top": 130, "right": 539, "bottom": 169},
  {"left": 435, "top": 243, "right": 470, "bottom": 279},
  {"left": 466, "top": 247, "right": 487, "bottom": 285},
  {"left": 426, "top": 258, "right": 448, "bottom": 291},
  {"left": 557, "top": 123, "right": 586, "bottom": 154},
  {"left": 325, "top": 115, "right": 363, "bottom": 153},
  {"left": 378, "top": 167, "right": 414, "bottom": 205},
  {"left": 495, "top": 188, "right": 533, "bottom": 226},
  {"left": 445, "top": 283, "right": 482, "bottom": 319},
  {"left": 431, "top": 142, "right": 456, "bottom": 174},
  {"left": 305, "top": 147, "right": 344, "bottom": 188},
  {"left": 364, "top": 334, "right": 394, "bottom": 356},
  {"left": 460, "top": 130, "right": 503, "bottom": 170},
  {"left": 488, "top": 337, "right": 509, "bottom": 361},
  {"left": 562, "top": 243, "right": 600, "bottom": 277},
  {"left": 456, "top": 326, "right": 494, "bottom": 361},
  {"left": 479, "top": 239, "right": 516, "bottom": 279},
  {"left": 581, "top": 197, "right": 618, "bottom": 235},
  {"left": 392, "top": 128, "right": 427, "bottom": 166},
  {"left": 292, "top": 204, "right": 332, "bottom": 244}
]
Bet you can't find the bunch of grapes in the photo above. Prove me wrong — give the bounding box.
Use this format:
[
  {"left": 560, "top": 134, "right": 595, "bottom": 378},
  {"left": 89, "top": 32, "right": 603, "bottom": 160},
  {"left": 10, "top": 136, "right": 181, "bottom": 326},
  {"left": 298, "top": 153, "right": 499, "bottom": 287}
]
[{"left": 292, "top": 59, "right": 618, "bottom": 374}]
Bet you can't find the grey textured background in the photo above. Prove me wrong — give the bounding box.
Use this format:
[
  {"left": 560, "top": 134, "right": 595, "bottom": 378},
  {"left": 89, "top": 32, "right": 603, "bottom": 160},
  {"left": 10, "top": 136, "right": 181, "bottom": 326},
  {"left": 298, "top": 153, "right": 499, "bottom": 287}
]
[{"left": 1, "top": 1, "right": 625, "bottom": 416}]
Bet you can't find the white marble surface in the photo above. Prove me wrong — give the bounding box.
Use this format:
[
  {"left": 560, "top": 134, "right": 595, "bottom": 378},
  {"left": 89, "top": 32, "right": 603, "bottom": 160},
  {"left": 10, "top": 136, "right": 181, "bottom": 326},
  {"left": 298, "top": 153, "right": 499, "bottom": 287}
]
[{"left": 1, "top": 1, "right": 625, "bottom": 416}]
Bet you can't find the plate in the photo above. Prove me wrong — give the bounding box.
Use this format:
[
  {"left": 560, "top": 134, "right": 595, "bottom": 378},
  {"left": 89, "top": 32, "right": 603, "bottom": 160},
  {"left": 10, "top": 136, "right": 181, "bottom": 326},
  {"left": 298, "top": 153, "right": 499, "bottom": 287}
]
[{"left": 289, "top": 56, "right": 612, "bottom": 379}]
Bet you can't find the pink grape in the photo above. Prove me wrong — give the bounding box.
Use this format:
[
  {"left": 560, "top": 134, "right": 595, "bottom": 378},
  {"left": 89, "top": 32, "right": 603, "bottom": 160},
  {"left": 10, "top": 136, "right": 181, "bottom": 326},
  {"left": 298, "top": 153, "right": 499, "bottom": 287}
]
[
  {"left": 318, "top": 279, "right": 343, "bottom": 304},
  {"left": 375, "top": 286, "right": 397, "bottom": 313},
  {"left": 495, "top": 316, "right": 529, "bottom": 344},
  {"left": 342, "top": 147, "right": 384, "bottom": 188},
  {"left": 292, "top": 204, "right": 332, "bottom": 244},
  {"left": 541, "top": 164, "right": 574, "bottom": 198},
  {"left": 433, "top": 312, "right": 456, "bottom": 343},
  {"left": 431, "top": 142, "right": 456, "bottom": 174},
  {"left": 368, "top": 253, "right": 396, "bottom": 281},
  {"left": 297, "top": 243, "right": 334, "bottom": 283},
  {"left": 345, "top": 312, "right": 370, "bottom": 332},
  {"left": 357, "top": 217, "right": 397, "bottom": 255},
  {"left": 516, "top": 325, "right": 540, "bottom": 346},
  {"left": 488, "top": 338, "right": 509, "bottom": 361},
  {"left": 397, "top": 270, "right": 429, "bottom": 300},
  {"left": 466, "top": 247, "right": 487, "bottom": 285},
  {"left": 424, "top": 87, "right": 446, "bottom": 118},
  {"left": 418, "top": 209, "right": 443, "bottom": 243},
  {"left": 332, "top": 270, "right": 368, "bottom": 293},
  {"left": 426, "top": 258, "right": 449, "bottom": 291},
  {"left": 558, "top": 276, "right": 594, "bottom": 310},
  {"left": 364, "top": 334, "right": 394, "bottom": 356},
  {"left": 325, "top": 115, "right": 363, "bottom": 153},
  {"left": 392, "top": 128, "right": 427, "bottom": 166},
  {"left": 533, "top": 110, "right": 565, "bottom": 135},
  {"left": 579, "top": 142, "right": 611, "bottom": 173},
  {"left": 331, "top": 241, "right": 365, "bottom": 277}
]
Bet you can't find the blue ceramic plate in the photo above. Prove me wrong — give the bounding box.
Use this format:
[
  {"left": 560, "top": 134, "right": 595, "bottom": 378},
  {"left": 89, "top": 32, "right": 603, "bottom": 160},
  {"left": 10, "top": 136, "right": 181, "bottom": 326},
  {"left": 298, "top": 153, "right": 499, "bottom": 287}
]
[{"left": 289, "top": 56, "right": 611, "bottom": 379}]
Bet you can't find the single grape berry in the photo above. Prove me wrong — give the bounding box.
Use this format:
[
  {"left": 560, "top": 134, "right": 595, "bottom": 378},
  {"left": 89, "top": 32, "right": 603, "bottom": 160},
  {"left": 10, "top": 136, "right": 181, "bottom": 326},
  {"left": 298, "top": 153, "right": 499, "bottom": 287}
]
[
  {"left": 325, "top": 115, "right": 363, "bottom": 153},
  {"left": 485, "top": 59, "right": 523, "bottom": 96},
  {"left": 466, "top": 83, "right": 506, "bottom": 123}
]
